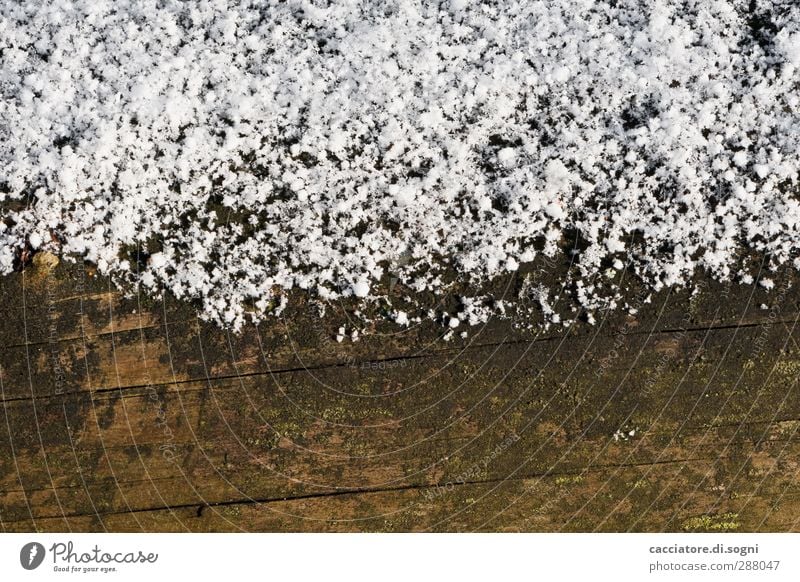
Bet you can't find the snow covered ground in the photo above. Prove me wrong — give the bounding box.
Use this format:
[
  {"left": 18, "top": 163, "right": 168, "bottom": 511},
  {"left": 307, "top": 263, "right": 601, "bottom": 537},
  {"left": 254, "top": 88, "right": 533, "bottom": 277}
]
[{"left": 1, "top": 1, "right": 799, "bottom": 329}]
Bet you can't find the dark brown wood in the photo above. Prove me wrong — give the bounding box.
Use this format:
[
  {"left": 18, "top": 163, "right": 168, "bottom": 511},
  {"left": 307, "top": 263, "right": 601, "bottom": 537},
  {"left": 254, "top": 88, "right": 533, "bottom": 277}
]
[{"left": 1, "top": 253, "right": 799, "bottom": 532}]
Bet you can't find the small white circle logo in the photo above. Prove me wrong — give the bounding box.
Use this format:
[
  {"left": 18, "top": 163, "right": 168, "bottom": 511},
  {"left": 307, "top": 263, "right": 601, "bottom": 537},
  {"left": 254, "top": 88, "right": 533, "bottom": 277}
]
[{"left": 20, "top": 542, "right": 46, "bottom": 570}]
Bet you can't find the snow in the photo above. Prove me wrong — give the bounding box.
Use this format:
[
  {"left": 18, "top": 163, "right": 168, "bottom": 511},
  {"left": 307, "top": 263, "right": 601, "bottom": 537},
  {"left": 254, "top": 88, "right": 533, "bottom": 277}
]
[
  {"left": 497, "top": 147, "right": 517, "bottom": 165},
  {"left": 1, "top": 1, "right": 799, "bottom": 330},
  {"left": 28, "top": 232, "right": 42, "bottom": 250},
  {"left": 393, "top": 311, "right": 409, "bottom": 326},
  {"left": 351, "top": 280, "right": 371, "bottom": 299}
]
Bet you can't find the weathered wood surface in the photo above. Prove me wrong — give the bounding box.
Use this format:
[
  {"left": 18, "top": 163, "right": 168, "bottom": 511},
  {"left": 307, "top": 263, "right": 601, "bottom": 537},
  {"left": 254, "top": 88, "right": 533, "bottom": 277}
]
[{"left": 1, "top": 253, "right": 799, "bottom": 532}]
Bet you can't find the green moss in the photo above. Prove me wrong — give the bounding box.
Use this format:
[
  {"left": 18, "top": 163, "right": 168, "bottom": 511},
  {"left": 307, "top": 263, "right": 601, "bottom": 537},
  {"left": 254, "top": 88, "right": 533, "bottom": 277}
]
[
  {"left": 554, "top": 474, "right": 584, "bottom": 486},
  {"left": 681, "top": 513, "right": 740, "bottom": 532}
]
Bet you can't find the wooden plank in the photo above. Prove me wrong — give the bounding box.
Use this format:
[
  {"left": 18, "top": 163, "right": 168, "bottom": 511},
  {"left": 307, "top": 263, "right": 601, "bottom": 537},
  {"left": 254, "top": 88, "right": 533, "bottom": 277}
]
[{"left": 1, "top": 256, "right": 800, "bottom": 531}]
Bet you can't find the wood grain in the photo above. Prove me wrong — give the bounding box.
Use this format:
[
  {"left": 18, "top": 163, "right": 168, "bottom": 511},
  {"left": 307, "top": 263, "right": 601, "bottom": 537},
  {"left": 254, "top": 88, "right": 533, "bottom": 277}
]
[{"left": 1, "top": 254, "right": 799, "bottom": 532}]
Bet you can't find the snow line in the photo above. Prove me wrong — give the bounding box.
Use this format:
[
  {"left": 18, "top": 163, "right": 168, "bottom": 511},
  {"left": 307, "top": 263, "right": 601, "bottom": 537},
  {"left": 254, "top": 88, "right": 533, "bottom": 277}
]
[{"left": 1, "top": 1, "right": 799, "bottom": 329}]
